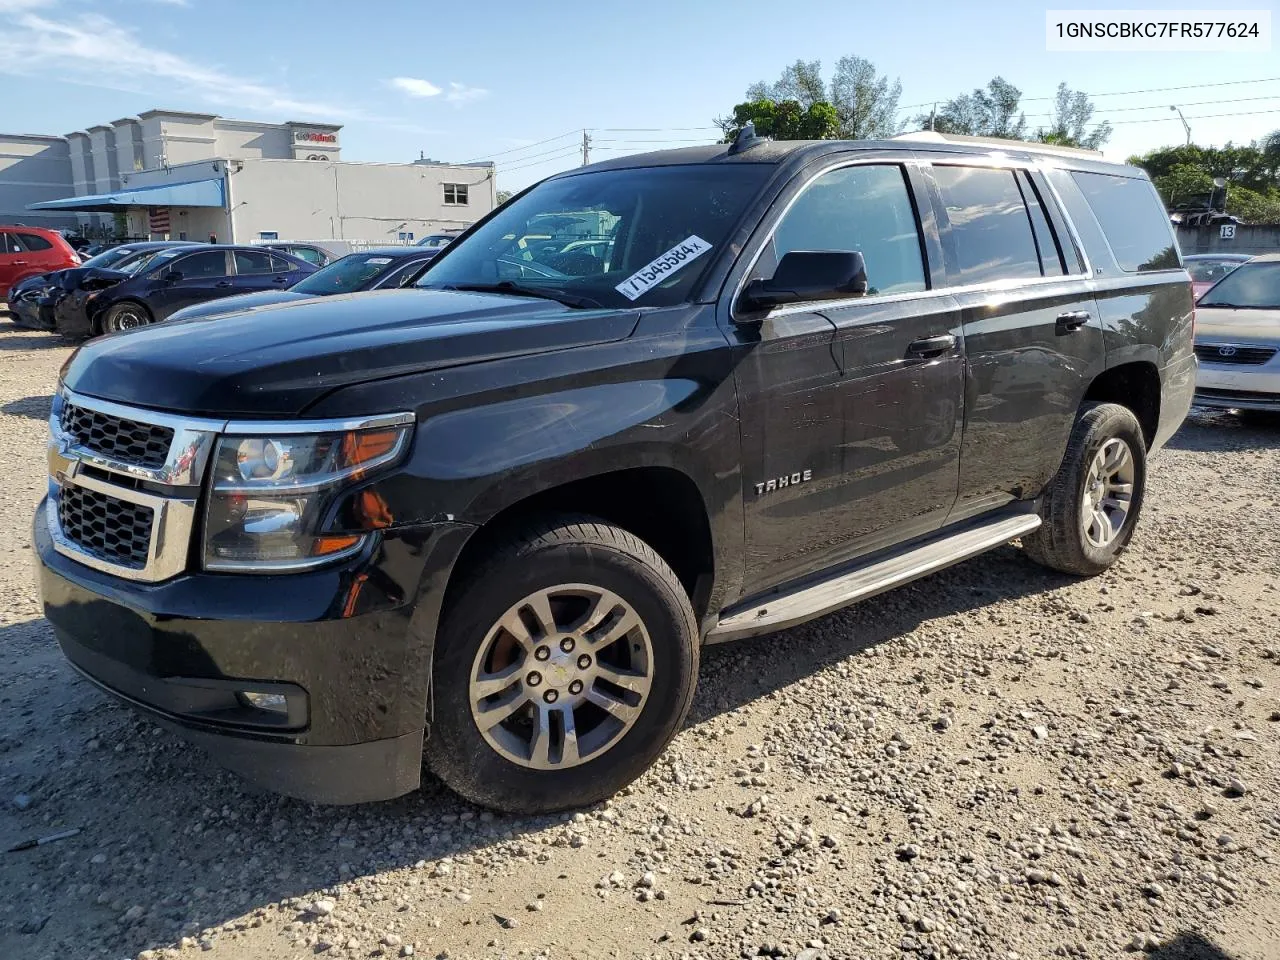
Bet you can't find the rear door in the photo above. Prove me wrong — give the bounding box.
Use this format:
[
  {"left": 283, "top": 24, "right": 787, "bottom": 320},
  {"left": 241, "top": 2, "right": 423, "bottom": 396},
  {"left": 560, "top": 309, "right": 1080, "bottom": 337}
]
[
  {"left": 727, "top": 157, "right": 966, "bottom": 596},
  {"left": 922, "top": 160, "right": 1102, "bottom": 522},
  {"left": 15, "top": 232, "right": 67, "bottom": 272},
  {"left": 152, "top": 249, "right": 232, "bottom": 319},
  {"left": 231, "top": 249, "right": 287, "bottom": 293}
]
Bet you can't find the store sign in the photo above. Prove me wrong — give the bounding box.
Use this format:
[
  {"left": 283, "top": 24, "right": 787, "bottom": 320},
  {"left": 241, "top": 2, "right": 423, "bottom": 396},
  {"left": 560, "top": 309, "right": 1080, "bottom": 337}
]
[{"left": 294, "top": 131, "right": 337, "bottom": 144}]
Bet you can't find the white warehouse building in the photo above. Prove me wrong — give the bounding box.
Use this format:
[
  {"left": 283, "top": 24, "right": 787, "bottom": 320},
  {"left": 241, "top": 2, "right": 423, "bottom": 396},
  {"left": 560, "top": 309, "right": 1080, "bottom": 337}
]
[{"left": 0, "top": 109, "right": 495, "bottom": 244}]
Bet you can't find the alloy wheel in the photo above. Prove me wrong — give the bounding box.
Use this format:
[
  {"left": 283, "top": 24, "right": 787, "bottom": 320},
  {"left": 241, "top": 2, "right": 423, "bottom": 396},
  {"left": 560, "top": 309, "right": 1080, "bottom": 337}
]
[
  {"left": 468, "top": 583, "right": 653, "bottom": 770},
  {"left": 1080, "top": 437, "right": 1136, "bottom": 548}
]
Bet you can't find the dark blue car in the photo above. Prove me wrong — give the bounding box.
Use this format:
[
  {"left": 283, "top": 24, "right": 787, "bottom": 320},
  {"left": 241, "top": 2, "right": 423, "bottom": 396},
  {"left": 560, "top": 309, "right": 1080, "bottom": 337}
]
[{"left": 54, "top": 245, "right": 315, "bottom": 338}]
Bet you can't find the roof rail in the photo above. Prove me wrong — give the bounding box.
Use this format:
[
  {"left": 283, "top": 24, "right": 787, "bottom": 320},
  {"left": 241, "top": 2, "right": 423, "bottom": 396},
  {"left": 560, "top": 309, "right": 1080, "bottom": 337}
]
[{"left": 891, "top": 130, "right": 1105, "bottom": 160}]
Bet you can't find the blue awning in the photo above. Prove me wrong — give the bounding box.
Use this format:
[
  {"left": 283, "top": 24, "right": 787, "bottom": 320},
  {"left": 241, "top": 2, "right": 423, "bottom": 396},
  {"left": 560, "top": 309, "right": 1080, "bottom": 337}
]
[{"left": 27, "top": 178, "right": 225, "bottom": 213}]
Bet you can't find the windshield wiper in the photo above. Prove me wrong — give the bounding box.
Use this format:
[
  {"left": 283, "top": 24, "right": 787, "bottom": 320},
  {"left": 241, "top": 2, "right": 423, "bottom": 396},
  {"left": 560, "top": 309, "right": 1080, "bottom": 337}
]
[
  {"left": 433, "top": 280, "right": 600, "bottom": 309},
  {"left": 1200, "top": 302, "right": 1252, "bottom": 309}
]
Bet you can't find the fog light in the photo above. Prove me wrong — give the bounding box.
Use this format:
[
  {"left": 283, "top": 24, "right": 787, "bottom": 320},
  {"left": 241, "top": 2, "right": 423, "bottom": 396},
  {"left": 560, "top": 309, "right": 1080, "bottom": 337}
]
[{"left": 239, "top": 691, "right": 288, "bottom": 714}]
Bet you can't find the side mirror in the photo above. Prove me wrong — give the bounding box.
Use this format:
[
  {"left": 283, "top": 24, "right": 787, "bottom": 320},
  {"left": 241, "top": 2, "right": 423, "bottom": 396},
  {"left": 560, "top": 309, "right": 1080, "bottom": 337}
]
[{"left": 739, "top": 250, "right": 868, "bottom": 313}]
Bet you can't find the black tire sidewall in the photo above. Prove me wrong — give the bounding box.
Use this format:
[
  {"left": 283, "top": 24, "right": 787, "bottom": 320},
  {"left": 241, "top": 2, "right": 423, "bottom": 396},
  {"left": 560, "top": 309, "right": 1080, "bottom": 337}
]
[{"left": 425, "top": 535, "right": 697, "bottom": 814}]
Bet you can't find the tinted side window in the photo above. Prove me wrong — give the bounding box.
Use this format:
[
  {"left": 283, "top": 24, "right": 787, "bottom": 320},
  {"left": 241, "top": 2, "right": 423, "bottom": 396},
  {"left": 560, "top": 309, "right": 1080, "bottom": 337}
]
[
  {"left": 16, "top": 233, "right": 53, "bottom": 251},
  {"left": 769, "top": 164, "right": 927, "bottom": 297},
  {"left": 290, "top": 246, "right": 325, "bottom": 265},
  {"left": 234, "top": 250, "right": 274, "bottom": 275},
  {"left": 0, "top": 234, "right": 14, "bottom": 255},
  {"left": 933, "top": 165, "right": 1042, "bottom": 285},
  {"left": 1069, "top": 171, "right": 1179, "bottom": 272},
  {"left": 176, "top": 251, "right": 228, "bottom": 278},
  {"left": 269, "top": 254, "right": 296, "bottom": 273}
]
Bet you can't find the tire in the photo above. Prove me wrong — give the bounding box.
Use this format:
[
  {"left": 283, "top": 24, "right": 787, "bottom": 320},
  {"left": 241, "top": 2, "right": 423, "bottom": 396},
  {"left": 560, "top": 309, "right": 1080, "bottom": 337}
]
[
  {"left": 1023, "top": 402, "right": 1147, "bottom": 577},
  {"left": 101, "top": 301, "right": 153, "bottom": 334},
  {"left": 424, "top": 515, "right": 699, "bottom": 814}
]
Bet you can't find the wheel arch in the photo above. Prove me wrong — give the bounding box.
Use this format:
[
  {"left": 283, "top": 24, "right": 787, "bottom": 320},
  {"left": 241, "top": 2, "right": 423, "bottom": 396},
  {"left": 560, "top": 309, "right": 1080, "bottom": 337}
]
[
  {"left": 1083, "top": 360, "right": 1161, "bottom": 449},
  {"left": 442, "top": 464, "right": 718, "bottom": 629}
]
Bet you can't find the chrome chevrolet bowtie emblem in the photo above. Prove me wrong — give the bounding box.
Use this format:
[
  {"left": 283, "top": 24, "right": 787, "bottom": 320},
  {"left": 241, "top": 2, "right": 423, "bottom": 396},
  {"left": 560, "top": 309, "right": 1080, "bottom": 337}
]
[{"left": 1218, "top": 345, "right": 1237, "bottom": 357}]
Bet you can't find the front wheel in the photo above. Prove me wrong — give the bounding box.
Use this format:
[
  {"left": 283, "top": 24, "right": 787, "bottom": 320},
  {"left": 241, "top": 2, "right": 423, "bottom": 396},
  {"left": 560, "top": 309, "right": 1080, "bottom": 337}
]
[
  {"left": 424, "top": 516, "right": 698, "bottom": 814},
  {"left": 101, "top": 301, "right": 153, "bottom": 334},
  {"left": 1023, "top": 402, "right": 1147, "bottom": 576}
]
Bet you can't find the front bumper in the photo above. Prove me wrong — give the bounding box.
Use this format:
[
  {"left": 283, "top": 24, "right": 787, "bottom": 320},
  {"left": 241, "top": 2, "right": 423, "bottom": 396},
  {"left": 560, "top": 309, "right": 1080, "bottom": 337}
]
[
  {"left": 8, "top": 295, "right": 47, "bottom": 329},
  {"left": 1195, "top": 352, "right": 1280, "bottom": 411},
  {"left": 35, "top": 498, "right": 473, "bottom": 804}
]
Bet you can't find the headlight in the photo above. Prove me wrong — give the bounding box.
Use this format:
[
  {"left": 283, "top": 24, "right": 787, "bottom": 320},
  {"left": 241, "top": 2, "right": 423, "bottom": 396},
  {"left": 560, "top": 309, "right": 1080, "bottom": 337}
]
[{"left": 203, "top": 418, "right": 412, "bottom": 572}]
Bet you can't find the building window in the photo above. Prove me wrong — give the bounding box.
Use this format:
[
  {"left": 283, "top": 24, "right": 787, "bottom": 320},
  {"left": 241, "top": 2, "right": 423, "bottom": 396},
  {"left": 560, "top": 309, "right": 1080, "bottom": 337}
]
[{"left": 443, "top": 183, "right": 469, "bottom": 205}]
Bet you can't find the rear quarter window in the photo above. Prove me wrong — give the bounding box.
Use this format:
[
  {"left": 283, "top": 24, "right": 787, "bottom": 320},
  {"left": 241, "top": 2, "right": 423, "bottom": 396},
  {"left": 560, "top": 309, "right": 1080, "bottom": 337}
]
[{"left": 1069, "top": 171, "right": 1179, "bottom": 273}]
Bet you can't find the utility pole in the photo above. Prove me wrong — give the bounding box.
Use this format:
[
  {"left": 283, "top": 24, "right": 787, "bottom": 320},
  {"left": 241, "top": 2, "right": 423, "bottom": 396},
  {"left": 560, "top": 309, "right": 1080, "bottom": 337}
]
[
  {"left": 581, "top": 129, "right": 591, "bottom": 166},
  {"left": 929, "top": 103, "right": 936, "bottom": 131}
]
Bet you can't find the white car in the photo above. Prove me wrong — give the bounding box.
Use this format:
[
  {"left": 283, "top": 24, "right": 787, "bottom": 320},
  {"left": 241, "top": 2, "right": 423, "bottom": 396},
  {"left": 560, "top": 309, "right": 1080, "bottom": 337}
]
[{"left": 1193, "top": 253, "right": 1280, "bottom": 413}]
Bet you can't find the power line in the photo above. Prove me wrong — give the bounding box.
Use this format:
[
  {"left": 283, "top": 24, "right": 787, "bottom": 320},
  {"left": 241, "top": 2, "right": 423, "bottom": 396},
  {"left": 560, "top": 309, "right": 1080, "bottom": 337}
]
[
  {"left": 460, "top": 130, "right": 578, "bottom": 164},
  {"left": 898, "top": 75, "right": 1280, "bottom": 113},
  {"left": 1108, "top": 106, "right": 1280, "bottom": 126},
  {"left": 596, "top": 126, "right": 722, "bottom": 132},
  {"left": 499, "top": 146, "right": 582, "bottom": 174},
  {"left": 494, "top": 142, "right": 591, "bottom": 166}
]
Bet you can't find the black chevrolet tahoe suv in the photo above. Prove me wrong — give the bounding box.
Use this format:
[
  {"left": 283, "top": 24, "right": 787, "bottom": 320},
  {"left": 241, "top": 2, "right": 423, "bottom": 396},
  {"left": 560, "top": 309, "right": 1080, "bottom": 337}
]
[{"left": 34, "top": 132, "right": 1195, "bottom": 813}]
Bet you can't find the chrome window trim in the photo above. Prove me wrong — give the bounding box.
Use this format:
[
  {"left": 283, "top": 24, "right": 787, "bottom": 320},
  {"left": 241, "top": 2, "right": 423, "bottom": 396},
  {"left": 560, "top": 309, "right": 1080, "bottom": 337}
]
[
  {"left": 47, "top": 466, "right": 198, "bottom": 583},
  {"left": 728, "top": 154, "right": 1105, "bottom": 324}
]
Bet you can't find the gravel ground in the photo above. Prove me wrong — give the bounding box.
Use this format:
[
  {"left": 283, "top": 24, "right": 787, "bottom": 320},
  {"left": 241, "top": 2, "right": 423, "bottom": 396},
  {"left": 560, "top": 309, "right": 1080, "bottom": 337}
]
[{"left": 1, "top": 322, "right": 1278, "bottom": 960}]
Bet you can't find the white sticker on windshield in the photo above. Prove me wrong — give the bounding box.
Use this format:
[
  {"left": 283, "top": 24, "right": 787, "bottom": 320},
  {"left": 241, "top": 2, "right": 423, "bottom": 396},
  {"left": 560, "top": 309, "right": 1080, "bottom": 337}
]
[
  {"left": 367, "top": 257, "right": 392, "bottom": 265},
  {"left": 615, "top": 235, "right": 712, "bottom": 301}
]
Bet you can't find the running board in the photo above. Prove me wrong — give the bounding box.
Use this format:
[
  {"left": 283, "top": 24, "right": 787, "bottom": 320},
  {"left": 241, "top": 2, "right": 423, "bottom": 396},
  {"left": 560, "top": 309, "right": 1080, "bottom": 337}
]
[{"left": 707, "top": 513, "right": 1042, "bottom": 642}]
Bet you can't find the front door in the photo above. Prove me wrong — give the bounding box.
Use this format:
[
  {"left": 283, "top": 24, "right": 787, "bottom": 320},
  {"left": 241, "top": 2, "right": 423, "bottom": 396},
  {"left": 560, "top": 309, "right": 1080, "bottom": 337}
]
[
  {"left": 0, "top": 232, "right": 22, "bottom": 296},
  {"left": 728, "top": 160, "right": 965, "bottom": 598},
  {"left": 152, "top": 249, "right": 232, "bottom": 319}
]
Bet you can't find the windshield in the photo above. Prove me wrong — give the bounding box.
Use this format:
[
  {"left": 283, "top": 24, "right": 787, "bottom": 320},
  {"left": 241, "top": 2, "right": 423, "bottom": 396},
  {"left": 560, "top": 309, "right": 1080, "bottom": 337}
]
[
  {"left": 80, "top": 246, "right": 141, "bottom": 270},
  {"left": 120, "top": 249, "right": 182, "bottom": 276},
  {"left": 292, "top": 254, "right": 399, "bottom": 295},
  {"left": 417, "top": 165, "right": 772, "bottom": 309},
  {"left": 1198, "top": 261, "right": 1280, "bottom": 308},
  {"left": 1187, "top": 258, "right": 1248, "bottom": 284}
]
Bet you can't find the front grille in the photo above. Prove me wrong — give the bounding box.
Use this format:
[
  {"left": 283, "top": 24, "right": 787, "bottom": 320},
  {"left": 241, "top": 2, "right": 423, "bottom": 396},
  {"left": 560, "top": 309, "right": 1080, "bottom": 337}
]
[
  {"left": 57, "top": 484, "right": 154, "bottom": 570},
  {"left": 60, "top": 401, "right": 173, "bottom": 469},
  {"left": 1194, "top": 344, "right": 1278, "bottom": 366},
  {"left": 1195, "top": 387, "right": 1280, "bottom": 403}
]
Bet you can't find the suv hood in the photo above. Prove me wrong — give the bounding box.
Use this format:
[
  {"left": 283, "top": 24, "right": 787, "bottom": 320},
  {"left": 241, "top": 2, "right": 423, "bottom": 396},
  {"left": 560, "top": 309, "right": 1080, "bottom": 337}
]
[{"left": 62, "top": 288, "right": 640, "bottom": 416}]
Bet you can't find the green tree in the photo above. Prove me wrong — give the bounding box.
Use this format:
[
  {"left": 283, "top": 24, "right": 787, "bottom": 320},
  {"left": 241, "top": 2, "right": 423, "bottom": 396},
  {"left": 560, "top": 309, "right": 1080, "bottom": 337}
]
[
  {"left": 1134, "top": 145, "right": 1280, "bottom": 225},
  {"left": 496, "top": 189, "right": 513, "bottom": 206},
  {"left": 716, "top": 99, "right": 839, "bottom": 142},
  {"left": 1034, "top": 83, "right": 1112, "bottom": 150},
  {"left": 917, "top": 77, "right": 1026, "bottom": 139},
  {"left": 743, "top": 56, "right": 902, "bottom": 139}
]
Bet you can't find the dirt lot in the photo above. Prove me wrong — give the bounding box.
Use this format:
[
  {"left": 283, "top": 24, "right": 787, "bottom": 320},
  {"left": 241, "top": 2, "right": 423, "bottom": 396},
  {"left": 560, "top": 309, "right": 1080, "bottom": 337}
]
[{"left": 1, "top": 323, "right": 1278, "bottom": 960}]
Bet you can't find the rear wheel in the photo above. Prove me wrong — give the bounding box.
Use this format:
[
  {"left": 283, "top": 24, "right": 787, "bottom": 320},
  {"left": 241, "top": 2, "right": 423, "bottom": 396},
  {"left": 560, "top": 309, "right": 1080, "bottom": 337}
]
[
  {"left": 1023, "top": 402, "right": 1147, "bottom": 576},
  {"left": 102, "top": 302, "right": 153, "bottom": 334},
  {"left": 424, "top": 516, "right": 698, "bottom": 814}
]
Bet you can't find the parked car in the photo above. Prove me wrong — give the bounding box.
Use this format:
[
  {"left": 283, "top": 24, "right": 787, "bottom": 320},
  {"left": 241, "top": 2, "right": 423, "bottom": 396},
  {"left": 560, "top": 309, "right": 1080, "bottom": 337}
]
[
  {"left": 166, "top": 248, "right": 438, "bottom": 322},
  {"left": 35, "top": 134, "right": 1193, "bottom": 813},
  {"left": 1192, "top": 253, "right": 1280, "bottom": 414},
  {"left": 415, "top": 233, "right": 458, "bottom": 252},
  {"left": 8, "top": 241, "right": 198, "bottom": 330},
  {"left": 53, "top": 245, "right": 315, "bottom": 338},
  {"left": 1184, "top": 253, "right": 1252, "bottom": 300},
  {"left": 262, "top": 241, "right": 336, "bottom": 267},
  {"left": 0, "top": 226, "right": 80, "bottom": 300}
]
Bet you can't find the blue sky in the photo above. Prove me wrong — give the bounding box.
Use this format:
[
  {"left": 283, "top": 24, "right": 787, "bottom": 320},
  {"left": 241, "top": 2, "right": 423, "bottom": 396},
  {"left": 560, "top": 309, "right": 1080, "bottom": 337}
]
[{"left": 1, "top": 0, "right": 1277, "bottom": 191}]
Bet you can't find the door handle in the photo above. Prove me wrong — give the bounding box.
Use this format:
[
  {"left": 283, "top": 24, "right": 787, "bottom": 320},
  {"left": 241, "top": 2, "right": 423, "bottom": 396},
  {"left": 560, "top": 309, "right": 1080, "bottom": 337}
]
[
  {"left": 12, "top": 259, "right": 26, "bottom": 265},
  {"left": 272, "top": 275, "right": 289, "bottom": 283},
  {"left": 215, "top": 281, "right": 233, "bottom": 288},
  {"left": 905, "top": 334, "right": 957, "bottom": 359},
  {"left": 1056, "top": 310, "right": 1090, "bottom": 333}
]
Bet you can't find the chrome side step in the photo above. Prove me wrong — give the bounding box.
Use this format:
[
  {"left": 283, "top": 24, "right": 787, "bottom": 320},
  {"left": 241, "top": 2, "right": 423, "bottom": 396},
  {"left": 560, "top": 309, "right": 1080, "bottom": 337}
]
[{"left": 707, "top": 513, "right": 1042, "bottom": 642}]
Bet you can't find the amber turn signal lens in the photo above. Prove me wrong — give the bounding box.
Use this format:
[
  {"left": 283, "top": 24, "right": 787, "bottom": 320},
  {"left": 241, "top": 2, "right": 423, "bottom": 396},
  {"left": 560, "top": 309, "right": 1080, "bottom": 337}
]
[
  {"left": 314, "top": 535, "right": 362, "bottom": 556},
  {"left": 342, "top": 429, "right": 403, "bottom": 468}
]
